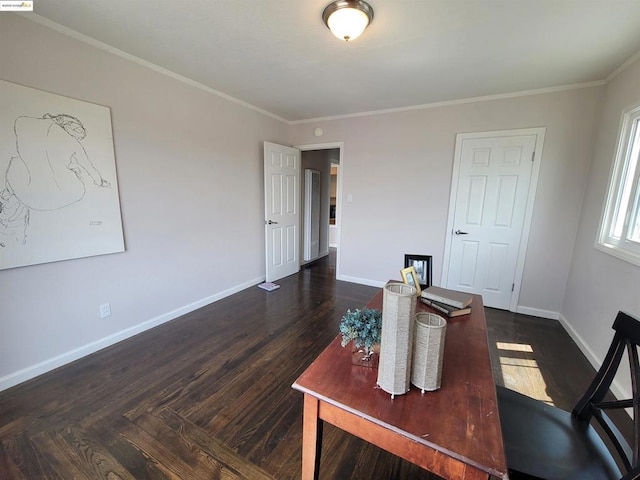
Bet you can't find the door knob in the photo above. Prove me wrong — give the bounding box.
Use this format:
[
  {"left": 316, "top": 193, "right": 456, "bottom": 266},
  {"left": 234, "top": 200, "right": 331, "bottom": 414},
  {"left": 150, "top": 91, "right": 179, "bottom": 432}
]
[
  {"left": 267, "top": 220, "right": 278, "bottom": 225},
  {"left": 454, "top": 229, "right": 469, "bottom": 235}
]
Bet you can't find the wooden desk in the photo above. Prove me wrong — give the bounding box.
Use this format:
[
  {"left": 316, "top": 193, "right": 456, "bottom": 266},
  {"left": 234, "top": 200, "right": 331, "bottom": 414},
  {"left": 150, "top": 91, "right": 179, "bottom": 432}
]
[{"left": 292, "top": 288, "right": 508, "bottom": 480}]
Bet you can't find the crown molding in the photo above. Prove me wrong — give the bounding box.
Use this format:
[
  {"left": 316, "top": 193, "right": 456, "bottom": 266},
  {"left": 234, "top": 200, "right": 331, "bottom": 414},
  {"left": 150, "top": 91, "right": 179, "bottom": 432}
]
[
  {"left": 18, "top": 13, "right": 289, "bottom": 124},
  {"left": 18, "top": 12, "right": 626, "bottom": 126},
  {"left": 290, "top": 80, "right": 606, "bottom": 124}
]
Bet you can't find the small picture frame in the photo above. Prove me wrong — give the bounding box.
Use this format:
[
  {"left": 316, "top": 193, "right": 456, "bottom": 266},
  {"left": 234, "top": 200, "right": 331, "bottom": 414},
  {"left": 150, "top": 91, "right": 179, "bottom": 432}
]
[
  {"left": 400, "top": 266, "right": 421, "bottom": 295},
  {"left": 404, "top": 254, "right": 433, "bottom": 289}
]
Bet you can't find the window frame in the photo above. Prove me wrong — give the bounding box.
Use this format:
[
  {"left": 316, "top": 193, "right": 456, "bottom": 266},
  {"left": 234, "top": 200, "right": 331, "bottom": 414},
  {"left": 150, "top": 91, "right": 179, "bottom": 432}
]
[{"left": 596, "top": 102, "right": 640, "bottom": 266}]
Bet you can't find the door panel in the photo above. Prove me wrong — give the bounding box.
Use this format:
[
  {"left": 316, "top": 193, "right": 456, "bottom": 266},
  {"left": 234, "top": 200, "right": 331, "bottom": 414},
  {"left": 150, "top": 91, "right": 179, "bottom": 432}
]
[
  {"left": 458, "top": 240, "right": 479, "bottom": 287},
  {"left": 495, "top": 176, "right": 518, "bottom": 226},
  {"left": 271, "top": 229, "right": 284, "bottom": 269},
  {"left": 486, "top": 242, "right": 508, "bottom": 291},
  {"left": 466, "top": 176, "right": 487, "bottom": 224}
]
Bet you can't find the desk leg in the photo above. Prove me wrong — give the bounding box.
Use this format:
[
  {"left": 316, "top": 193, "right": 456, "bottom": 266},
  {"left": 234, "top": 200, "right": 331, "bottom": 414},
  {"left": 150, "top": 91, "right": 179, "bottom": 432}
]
[{"left": 302, "top": 394, "right": 323, "bottom": 480}]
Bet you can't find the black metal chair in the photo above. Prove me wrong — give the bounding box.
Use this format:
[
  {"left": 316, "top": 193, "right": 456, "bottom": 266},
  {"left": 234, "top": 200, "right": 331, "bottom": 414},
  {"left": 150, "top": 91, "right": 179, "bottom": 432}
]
[{"left": 496, "top": 311, "right": 640, "bottom": 480}]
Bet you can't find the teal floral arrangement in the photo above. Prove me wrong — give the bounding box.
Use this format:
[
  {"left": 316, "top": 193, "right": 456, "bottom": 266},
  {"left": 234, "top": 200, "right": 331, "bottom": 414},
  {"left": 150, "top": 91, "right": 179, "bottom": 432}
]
[{"left": 339, "top": 307, "right": 382, "bottom": 352}]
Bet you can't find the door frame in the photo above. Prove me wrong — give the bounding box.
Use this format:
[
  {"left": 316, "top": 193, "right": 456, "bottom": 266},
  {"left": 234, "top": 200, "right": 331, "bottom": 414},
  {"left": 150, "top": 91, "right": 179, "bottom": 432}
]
[
  {"left": 296, "top": 142, "right": 344, "bottom": 278},
  {"left": 441, "top": 128, "right": 546, "bottom": 312}
]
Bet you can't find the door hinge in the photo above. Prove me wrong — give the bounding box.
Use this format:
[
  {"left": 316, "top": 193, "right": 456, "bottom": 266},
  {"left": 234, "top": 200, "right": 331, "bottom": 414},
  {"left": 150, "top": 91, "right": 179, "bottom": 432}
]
[
  {"left": 511, "top": 283, "right": 515, "bottom": 292},
  {"left": 531, "top": 151, "right": 535, "bottom": 162}
]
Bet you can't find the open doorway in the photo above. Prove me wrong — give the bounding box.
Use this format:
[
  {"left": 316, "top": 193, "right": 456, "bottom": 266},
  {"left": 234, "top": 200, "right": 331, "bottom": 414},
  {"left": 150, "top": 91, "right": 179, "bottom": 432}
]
[{"left": 299, "top": 143, "right": 342, "bottom": 277}]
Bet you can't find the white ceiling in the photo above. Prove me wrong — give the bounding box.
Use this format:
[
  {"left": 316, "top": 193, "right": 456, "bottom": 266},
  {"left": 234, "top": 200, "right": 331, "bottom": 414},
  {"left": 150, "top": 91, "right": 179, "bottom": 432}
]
[{"left": 27, "top": 0, "right": 640, "bottom": 122}]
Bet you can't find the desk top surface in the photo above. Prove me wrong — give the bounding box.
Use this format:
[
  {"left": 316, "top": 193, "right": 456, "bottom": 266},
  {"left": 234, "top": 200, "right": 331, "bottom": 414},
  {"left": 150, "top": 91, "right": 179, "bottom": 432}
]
[{"left": 293, "top": 286, "right": 507, "bottom": 478}]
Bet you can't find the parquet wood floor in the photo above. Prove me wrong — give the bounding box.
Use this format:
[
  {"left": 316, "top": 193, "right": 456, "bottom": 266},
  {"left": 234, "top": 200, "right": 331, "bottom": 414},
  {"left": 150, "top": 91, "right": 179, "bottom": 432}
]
[{"left": 0, "top": 251, "right": 631, "bottom": 479}]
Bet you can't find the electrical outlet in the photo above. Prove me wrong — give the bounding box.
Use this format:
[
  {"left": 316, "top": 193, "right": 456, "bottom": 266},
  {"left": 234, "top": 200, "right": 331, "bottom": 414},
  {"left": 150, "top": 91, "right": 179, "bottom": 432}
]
[{"left": 99, "top": 303, "right": 111, "bottom": 318}]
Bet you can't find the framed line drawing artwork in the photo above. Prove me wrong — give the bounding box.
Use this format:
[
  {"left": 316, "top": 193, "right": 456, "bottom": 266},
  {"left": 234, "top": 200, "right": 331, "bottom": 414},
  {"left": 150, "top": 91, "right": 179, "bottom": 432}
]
[
  {"left": 404, "top": 254, "right": 433, "bottom": 289},
  {"left": 0, "top": 80, "right": 124, "bottom": 270},
  {"left": 400, "top": 266, "right": 421, "bottom": 296}
]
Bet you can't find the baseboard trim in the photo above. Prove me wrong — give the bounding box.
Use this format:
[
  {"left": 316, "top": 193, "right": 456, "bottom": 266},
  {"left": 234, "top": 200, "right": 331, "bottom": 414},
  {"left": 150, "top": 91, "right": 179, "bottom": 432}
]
[
  {"left": 515, "top": 306, "right": 560, "bottom": 320},
  {"left": 336, "top": 274, "right": 386, "bottom": 288},
  {"left": 300, "top": 252, "right": 329, "bottom": 266},
  {"left": 0, "top": 276, "right": 265, "bottom": 392},
  {"left": 558, "top": 313, "right": 630, "bottom": 402},
  {"left": 513, "top": 308, "right": 630, "bottom": 402}
]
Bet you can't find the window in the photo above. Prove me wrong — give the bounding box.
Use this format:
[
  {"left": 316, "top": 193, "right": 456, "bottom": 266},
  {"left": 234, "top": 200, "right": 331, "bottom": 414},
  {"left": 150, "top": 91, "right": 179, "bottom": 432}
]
[{"left": 597, "top": 103, "right": 640, "bottom": 265}]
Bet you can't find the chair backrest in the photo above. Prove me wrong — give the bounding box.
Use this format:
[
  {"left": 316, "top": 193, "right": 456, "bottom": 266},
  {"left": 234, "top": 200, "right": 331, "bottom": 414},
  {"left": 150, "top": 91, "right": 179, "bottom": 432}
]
[{"left": 573, "top": 311, "right": 640, "bottom": 475}]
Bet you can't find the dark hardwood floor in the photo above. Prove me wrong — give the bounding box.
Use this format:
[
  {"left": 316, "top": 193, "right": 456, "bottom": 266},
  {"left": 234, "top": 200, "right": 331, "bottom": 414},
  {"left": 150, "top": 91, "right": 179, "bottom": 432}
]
[{"left": 0, "top": 251, "right": 631, "bottom": 479}]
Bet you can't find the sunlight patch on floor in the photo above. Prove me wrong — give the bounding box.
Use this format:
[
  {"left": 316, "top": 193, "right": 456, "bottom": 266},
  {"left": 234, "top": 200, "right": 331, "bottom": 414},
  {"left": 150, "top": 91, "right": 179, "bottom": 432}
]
[
  {"left": 497, "top": 342, "right": 554, "bottom": 405},
  {"left": 496, "top": 342, "right": 533, "bottom": 353}
]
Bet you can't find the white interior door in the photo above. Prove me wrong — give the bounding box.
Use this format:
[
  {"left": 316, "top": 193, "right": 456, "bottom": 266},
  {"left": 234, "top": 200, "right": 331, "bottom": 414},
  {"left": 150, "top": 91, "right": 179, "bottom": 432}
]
[
  {"left": 443, "top": 130, "right": 543, "bottom": 310},
  {"left": 303, "top": 169, "right": 321, "bottom": 261},
  {"left": 264, "top": 142, "right": 300, "bottom": 282}
]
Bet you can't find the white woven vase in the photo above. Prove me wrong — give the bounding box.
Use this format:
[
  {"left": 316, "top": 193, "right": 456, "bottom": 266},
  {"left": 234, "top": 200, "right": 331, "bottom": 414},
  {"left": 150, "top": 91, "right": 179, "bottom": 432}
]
[
  {"left": 411, "top": 312, "right": 447, "bottom": 393},
  {"left": 377, "top": 282, "right": 417, "bottom": 398}
]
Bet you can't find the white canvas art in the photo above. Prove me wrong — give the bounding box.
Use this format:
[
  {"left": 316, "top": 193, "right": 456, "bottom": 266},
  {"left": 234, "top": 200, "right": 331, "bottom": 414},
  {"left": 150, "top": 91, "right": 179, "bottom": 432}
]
[{"left": 0, "top": 80, "right": 124, "bottom": 269}]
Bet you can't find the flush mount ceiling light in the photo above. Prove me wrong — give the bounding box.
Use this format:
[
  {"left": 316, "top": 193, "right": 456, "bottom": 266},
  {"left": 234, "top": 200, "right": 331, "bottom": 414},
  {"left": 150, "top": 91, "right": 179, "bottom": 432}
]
[{"left": 322, "top": 0, "right": 374, "bottom": 42}]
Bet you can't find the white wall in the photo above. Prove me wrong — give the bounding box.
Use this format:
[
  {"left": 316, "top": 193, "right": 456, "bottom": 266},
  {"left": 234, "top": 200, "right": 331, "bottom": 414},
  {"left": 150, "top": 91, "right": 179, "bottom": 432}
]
[
  {"left": 562, "top": 56, "right": 640, "bottom": 399},
  {"left": 289, "top": 87, "right": 603, "bottom": 317},
  {"left": 0, "top": 15, "right": 288, "bottom": 390}
]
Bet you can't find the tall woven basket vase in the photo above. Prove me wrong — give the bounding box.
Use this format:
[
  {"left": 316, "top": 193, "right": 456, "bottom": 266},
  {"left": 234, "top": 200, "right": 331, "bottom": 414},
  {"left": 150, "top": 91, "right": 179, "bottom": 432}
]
[
  {"left": 411, "top": 312, "right": 447, "bottom": 392},
  {"left": 377, "top": 282, "right": 417, "bottom": 398}
]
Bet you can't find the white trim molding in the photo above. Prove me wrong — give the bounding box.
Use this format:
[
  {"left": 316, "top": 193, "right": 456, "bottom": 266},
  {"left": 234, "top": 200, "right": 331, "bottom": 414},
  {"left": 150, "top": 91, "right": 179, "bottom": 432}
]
[
  {"left": 21, "top": 12, "right": 610, "bottom": 125},
  {"left": 516, "top": 306, "right": 560, "bottom": 320},
  {"left": 0, "top": 276, "right": 264, "bottom": 392},
  {"left": 19, "top": 13, "right": 288, "bottom": 123},
  {"left": 595, "top": 102, "right": 640, "bottom": 267},
  {"left": 559, "top": 314, "right": 630, "bottom": 403},
  {"left": 336, "top": 274, "right": 386, "bottom": 288}
]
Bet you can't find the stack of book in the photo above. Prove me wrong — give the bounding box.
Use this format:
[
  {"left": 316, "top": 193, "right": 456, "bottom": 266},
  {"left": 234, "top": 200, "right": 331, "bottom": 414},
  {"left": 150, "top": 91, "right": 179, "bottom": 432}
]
[{"left": 420, "top": 286, "right": 472, "bottom": 317}]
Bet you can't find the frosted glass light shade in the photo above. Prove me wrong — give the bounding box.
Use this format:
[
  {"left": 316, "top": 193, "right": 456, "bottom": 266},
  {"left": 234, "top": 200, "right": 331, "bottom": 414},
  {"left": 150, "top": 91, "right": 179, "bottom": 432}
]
[
  {"left": 327, "top": 8, "right": 369, "bottom": 41},
  {"left": 322, "top": 1, "right": 373, "bottom": 42}
]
